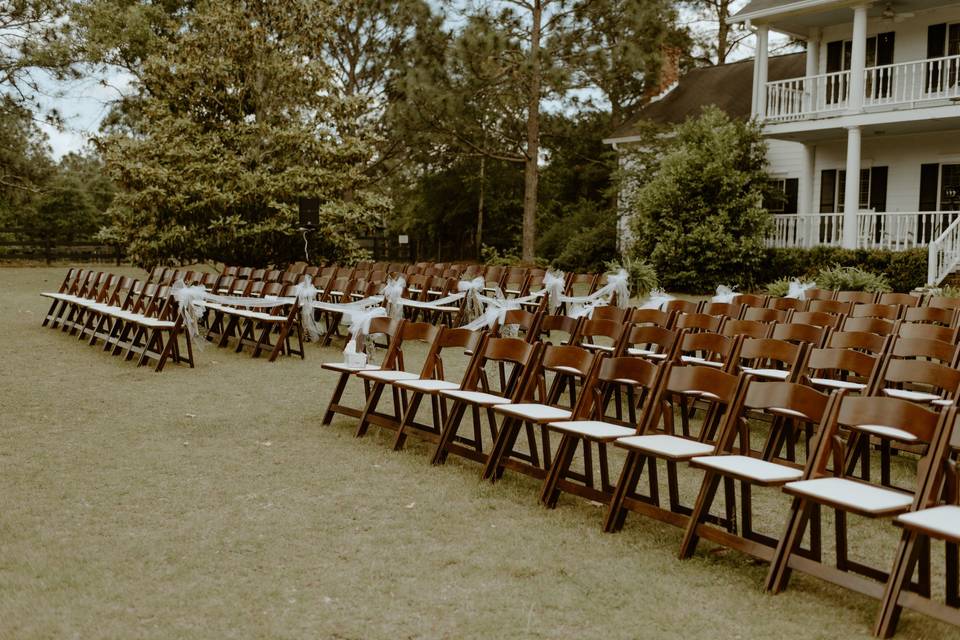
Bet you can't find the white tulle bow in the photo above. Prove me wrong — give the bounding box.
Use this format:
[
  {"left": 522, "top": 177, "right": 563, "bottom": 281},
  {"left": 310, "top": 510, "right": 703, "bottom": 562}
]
[
  {"left": 542, "top": 270, "right": 566, "bottom": 313},
  {"left": 346, "top": 306, "right": 388, "bottom": 341},
  {"left": 712, "top": 285, "right": 737, "bottom": 304},
  {"left": 381, "top": 276, "right": 407, "bottom": 319},
  {"left": 786, "top": 279, "right": 816, "bottom": 300},
  {"left": 605, "top": 269, "right": 631, "bottom": 308},
  {"left": 639, "top": 289, "right": 674, "bottom": 310},
  {"left": 457, "top": 276, "right": 486, "bottom": 322},
  {"left": 170, "top": 279, "right": 210, "bottom": 344},
  {"left": 293, "top": 276, "right": 322, "bottom": 340}
]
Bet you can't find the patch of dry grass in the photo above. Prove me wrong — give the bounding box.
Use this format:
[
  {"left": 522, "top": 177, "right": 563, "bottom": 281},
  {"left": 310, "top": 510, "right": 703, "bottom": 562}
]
[{"left": 1, "top": 265, "right": 958, "bottom": 639}]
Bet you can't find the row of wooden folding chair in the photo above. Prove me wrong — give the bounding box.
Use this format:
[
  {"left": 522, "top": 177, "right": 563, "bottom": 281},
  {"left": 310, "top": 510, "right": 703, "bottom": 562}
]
[
  {"left": 200, "top": 282, "right": 305, "bottom": 362},
  {"left": 41, "top": 269, "right": 192, "bottom": 372}
]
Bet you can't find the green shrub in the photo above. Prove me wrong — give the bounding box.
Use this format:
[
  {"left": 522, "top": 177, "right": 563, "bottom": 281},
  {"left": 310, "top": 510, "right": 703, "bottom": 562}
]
[
  {"left": 625, "top": 107, "right": 773, "bottom": 293},
  {"left": 765, "top": 277, "right": 792, "bottom": 298},
  {"left": 814, "top": 265, "right": 891, "bottom": 293},
  {"left": 761, "top": 247, "right": 926, "bottom": 293},
  {"left": 605, "top": 256, "right": 658, "bottom": 298}
]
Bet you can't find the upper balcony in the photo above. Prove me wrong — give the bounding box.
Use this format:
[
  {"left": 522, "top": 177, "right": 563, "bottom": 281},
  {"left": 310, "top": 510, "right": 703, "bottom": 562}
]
[{"left": 764, "top": 54, "right": 960, "bottom": 123}]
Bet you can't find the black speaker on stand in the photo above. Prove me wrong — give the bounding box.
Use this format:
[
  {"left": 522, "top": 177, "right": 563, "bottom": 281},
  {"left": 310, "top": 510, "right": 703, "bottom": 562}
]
[{"left": 297, "top": 197, "right": 319, "bottom": 262}]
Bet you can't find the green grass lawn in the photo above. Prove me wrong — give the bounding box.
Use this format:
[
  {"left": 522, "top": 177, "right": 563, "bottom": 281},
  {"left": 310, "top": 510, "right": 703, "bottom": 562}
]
[{"left": 1, "top": 265, "right": 958, "bottom": 639}]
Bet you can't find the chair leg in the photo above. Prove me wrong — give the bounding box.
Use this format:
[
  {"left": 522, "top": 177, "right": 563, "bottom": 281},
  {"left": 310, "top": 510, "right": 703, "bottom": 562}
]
[
  {"left": 355, "top": 382, "right": 386, "bottom": 438},
  {"left": 431, "top": 402, "right": 468, "bottom": 466},
  {"left": 321, "top": 373, "right": 351, "bottom": 426},
  {"left": 875, "top": 530, "right": 923, "bottom": 638},
  {"left": 539, "top": 434, "right": 579, "bottom": 508},
  {"left": 765, "top": 498, "right": 816, "bottom": 594},
  {"left": 678, "top": 470, "right": 724, "bottom": 559},
  {"left": 392, "top": 392, "right": 426, "bottom": 451}
]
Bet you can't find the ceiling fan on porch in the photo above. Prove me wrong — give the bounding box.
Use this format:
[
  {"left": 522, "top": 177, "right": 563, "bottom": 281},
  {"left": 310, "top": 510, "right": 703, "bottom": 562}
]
[{"left": 880, "top": 2, "right": 915, "bottom": 23}]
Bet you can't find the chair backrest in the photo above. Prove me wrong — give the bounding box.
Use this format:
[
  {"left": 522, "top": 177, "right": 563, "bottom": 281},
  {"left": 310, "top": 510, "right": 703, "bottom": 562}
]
[
  {"left": 841, "top": 315, "right": 898, "bottom": 337},
  {"left": 674, "top": 312, "right": 723, "bottom": 333},
  {"left": 701, "top": 301, "right": 744, "bottom": 320},
  {"left": 836, "top": 290, "right": 878, "bottom": 304},
  {"left": 771, "top": 322, "right": 829, "bottom": 347},
  {"left": 790, "top": 310, "right": 844, "bottom": 330},
  {"left": 573, "top": 318, "right": 626, "bottom": 353},
  {"left": 736, "top": 337, "right": 808, "bottom": 381},
  {"left": 731, "top": 293, "right": 768, "bottom": 308},
  {"left": 720, "top": 318, "right": 773, "bottom": 339},
  {"left": 877, "top": 358, "right": 960, "bottom": 403},
  {"left": 902, "top": 305, "right": 956, "bottom": 327},
  {"left": 767, "top": 296, "right": 805, "bottom": 312},
  {"left": 808, "top": 299, "right": 853, "bottom": 315},
  {"left": 895, "top": 323, "right": 959, "bottom": 347},
  {"left": 582, "top": 356, "right": 664, "bottom": 426},
  {"left": 566, "top": 273, "right": 598, "bottom": 296},
  {"left": 850, "top": 302, "right": 901, "bottom": 320},
  {"left": 804, "top": 288, "right": 835, "bottom": 301},
  {"left": 878, "top": 292, "right": 920, "bottom": 307},
  {"left": 625, "top": 325, "right": 680, "bottom": 360},
  {"left": 590, "top": 306, "right": 629, "bottom": 323},
  {"left": 492, "top": 308, "right": 541, "bottom": 342},
  {"left": 804, "top": 347, "right": 881, "bottom": 393},
  {"left": 677, "top": 331, "right": 741, "bottom": 371},
  {"left": 742, "top": 306, "right": 790, "bottom": 323},
  {"left": 643, "top": 363, "right": 746, "bottom": 436},
  {"left": 926, "top": 295, "right": 960, "bottom": 311},
  {"left": 664, "top": 299, "right": 700, "bottom": 316},
  {"left": 827, "top": 329, "right": 890, "bottom": 355},
  {"left": 629, "top": 308, "right": 673, "bottom": 327},
  {"left": 537, "top": 315, "right": 580, "bottom": 343}
]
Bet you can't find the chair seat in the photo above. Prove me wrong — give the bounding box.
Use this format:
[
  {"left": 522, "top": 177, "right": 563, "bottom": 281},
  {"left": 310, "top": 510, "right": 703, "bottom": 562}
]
[
  {"left": 615, "top": 434, "right": 714, "bottom": 460},
  {"left": 850, "top": 423, "right": 918, "bottom": 443},
  {"left": 356, "top": 370, "right": 422, "bottom": 382},
  {"left": 494, "top": 403, "right": 572, "bottom": 422},
  {"left": 932, "top": 398, "right": 954, "bottom": 407},
  {"left": 546, "top": 420, "right": 635, "bottom": 441},
  {"left": 583, "top": 343, "right": 615, "bottom": 353},
  {"left": 322, "top": 362, "right": 380, "bottom": 373},
  {"left": 691, "top": 455, "right": 802, "bottom": 484},
  {"left": 809, "top": 377, "right": 866, "bottom": 391},
  {"left": 882, "top": 388, "right": 941, "bottom": 403},
  {"left": 627, "top": 348, "right": 668, "bottom": 359},
  {"left": 783, "top": 477, "right": 913, "bottom": 515},
  {"left": 741, "top": 367, "right": 790, "bottom": 380},
  {"left": 439, "top": 389, "right": 511, "bottom": 406},
  {"left": 896, "top": 506, "right": 960, "bottom": 541},
  {"left": 549, "top": 365, "right": 588, "bottom": 376},
  {"left": 767, "top": 406, "right": 815, "bottom": 420},
  {"left": 681, "top": 355, "right": 724, "bottom": 368},
  {"left": 394, "top": 379, "right": 460, "bottom": 393}
]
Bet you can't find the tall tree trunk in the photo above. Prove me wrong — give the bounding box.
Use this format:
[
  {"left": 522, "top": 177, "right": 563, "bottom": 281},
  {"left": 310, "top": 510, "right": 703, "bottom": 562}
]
[
  {"left": 716, "top": 0, "right": 731, "bottom": 64},
  {"left": 521, "top": 0, "right": 542, "bottom": 264},
  {"left": 476, "top": 154, "right": 485, "bottom": 261}
]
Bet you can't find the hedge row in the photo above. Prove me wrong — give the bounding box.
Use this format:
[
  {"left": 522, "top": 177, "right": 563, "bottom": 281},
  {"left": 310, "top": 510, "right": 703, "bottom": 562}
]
[{"left": 762, "top": 247, "right": 927, "bottom": 294}]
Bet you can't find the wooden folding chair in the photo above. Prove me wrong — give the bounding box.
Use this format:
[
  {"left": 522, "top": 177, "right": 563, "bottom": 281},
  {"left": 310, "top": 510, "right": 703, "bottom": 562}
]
[
  {"left": 603, "top": 363, "right": 749, "bottom": 533},
  {"left": 430, "top": 337, "right": 541, "bottom": 466},
  {"left": 354, "top": 322, "right": 443, "bottom": 438},
  {"left": 791, "top": 309, "right": 845, "bottom": 330},
  {"left": 878, "top": 292, "right": 921, "bottom": 308},
  {"left": 721, "top": 318, "right": 774, "bottom": 339},
  {"left": 765, "top": 398, "right": 954, "bottom": 604},
  {"left": 876, "top": 423, "right": 960, "bottom": 637},
  {"left": 321, "top": 317, "right": 404, "bottom": 427},
  {"left": 772, "top": 322, "right": 830, "bottom": 348},
  {"left": 541, "top": 356, "right": 665, "bottom": 508},
  {"left": 391, "top": 328, "right": 485, "bottom": 451},
  {"left": 629, "top": 308, "right": 674, "bottom": 328},
  {"left": 679, "top": 381, "right": 838, "bottom": 563},
  {"left": 767, "top": 296, "right": 806, "bottom": 313},
  {"left": 483, "top": 345, "right": 599, "bottom": 483},
  {"left": 624, "top": 325, "right": 681, "bottom": 363},
  {"left": 837, "top": 290, "right": 879, "bottom": 304}
]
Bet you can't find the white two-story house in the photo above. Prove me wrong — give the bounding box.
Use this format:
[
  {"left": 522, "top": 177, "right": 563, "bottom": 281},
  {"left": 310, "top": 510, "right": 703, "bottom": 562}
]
[{"left": 608, "top": 0, "right": 960, "bottom": 284}]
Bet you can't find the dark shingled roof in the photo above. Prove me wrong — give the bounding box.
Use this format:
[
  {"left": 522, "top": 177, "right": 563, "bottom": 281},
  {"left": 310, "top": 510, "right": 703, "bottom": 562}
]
[{"left": 606, "top": 53, "right": 805, "bottom": 141}]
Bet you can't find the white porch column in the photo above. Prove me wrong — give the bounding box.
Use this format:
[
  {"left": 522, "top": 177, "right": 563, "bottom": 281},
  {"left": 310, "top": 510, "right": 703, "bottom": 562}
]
[
  {"left": 799, "top": 143, "right": 816, "bottom": 213},
  {"left": 805, "top": 30, "right": 820, "bottom": 112},
  {"left": 848, "top": 5, "right": 868, "bottom": 112},
  {"left": 755, "top": 25, "right": 770, "bottom": 118},
  {"left": 842, "top": 126, "right": 862, "bottom": 248}
]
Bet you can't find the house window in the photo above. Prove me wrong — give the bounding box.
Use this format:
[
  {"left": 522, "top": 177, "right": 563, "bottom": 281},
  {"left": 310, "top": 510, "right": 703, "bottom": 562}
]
[
  {"left": 826, "top": 32, "right": 895, "bottom": 102},
  {"left": 926, "top": 23, "right": 960, "bottom": 92},
  {"left": 766, "top": 178, "right": 799, "bottom": 214},
  {"left": 917, "top": 163, "right": 960, "bottom": 242},
  {"left": 820, "top": 167, "right": 888, "bottom": 213}
]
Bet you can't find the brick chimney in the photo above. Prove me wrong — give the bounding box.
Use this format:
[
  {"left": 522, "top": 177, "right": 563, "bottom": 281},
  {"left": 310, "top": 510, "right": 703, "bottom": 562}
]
[{"left": 644, "top": 45, "right": 682, "bottom": 102}]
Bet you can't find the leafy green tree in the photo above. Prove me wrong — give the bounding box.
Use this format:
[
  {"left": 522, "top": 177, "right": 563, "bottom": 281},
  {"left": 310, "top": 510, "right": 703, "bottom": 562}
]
[
  {"left": 627, "top": 106, "right": 773, "bottom": 292},
  {"left": 97, "top": 0, "right": 385, "bottom": 268}
]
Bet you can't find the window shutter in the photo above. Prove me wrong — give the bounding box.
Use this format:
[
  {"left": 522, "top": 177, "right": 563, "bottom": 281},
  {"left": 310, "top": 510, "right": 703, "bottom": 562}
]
[
  {"left": 784, "top": 178, "right": 799, "bottom": 214},
  {"left": 820, "top": 170, "right": 837, "bottom": 213},
  {"left": 919, "top": 163, "right": 940, "bottom": 211},
  {"left": 928, "top": 24, "right": 947, "bottom": 58},
  {"left": 869, "top": 167, "right": 888, "bottom": 212}
]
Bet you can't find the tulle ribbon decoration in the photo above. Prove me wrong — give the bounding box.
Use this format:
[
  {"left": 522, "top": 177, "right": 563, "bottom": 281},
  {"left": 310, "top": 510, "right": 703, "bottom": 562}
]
[
  {"left": 457, "top": 276, "right": 486, "bottom": 323},
  {"left": 712, "top": 285, "right": 737, "bottom": 304},
  {"left": 381, "top": 275, "right": 407, "bottom": 320},
  {"left": 786, "top": 279, "right": 816, "bottom": 300},
  {"left": 542, "top": 270, "right": 566, "bottom": 313},
  {"left": 293, "top": 276, "right": 322, "bottom": 340},
  {"left": 605, "top": 269, "right": 631, "bottom": 308},
  {"left": 345, "top": 306, "right": 389, "bottom": 342},
  {"left": 639, "top": 288, "right": 674, "bottom": 310},
  {"left": 170, "top": 279, "right": 209, "bottom": 345}
]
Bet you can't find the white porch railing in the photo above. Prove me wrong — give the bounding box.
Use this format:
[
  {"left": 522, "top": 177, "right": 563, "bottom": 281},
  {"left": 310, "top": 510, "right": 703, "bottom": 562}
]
[
  {"left": 929, "top": 215, "right": 960, "bottom": 284},
  {"left": 768, "top": 211, "right": 960, "bottom": 251},
  {"left": 764, "top": 53, "right": 960, "bottom": 122},
  {"left": 765, "top": 71, "right": 850, "bottom": 121}
]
